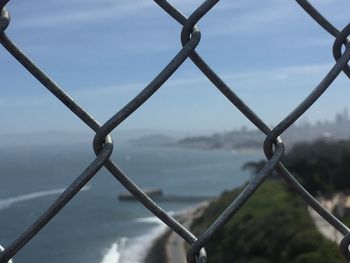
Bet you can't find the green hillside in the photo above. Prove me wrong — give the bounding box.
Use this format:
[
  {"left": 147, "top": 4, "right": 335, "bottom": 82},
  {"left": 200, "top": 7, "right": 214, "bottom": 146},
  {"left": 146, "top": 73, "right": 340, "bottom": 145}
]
[{"left": 192, "top": 180, "right": 344, "bottom": 263}]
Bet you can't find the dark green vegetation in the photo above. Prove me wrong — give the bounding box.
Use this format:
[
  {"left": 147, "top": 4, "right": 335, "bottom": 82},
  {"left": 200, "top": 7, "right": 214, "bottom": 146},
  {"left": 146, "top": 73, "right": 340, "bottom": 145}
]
[
  {"left": 192, "top": 180, "right": 345, "bottom": 263},
  {"left": 243, "top": 140, "right": 350, "bottom": 196},
  {"left": 282, "top": 140, "right": 350, "bottom": 196}
]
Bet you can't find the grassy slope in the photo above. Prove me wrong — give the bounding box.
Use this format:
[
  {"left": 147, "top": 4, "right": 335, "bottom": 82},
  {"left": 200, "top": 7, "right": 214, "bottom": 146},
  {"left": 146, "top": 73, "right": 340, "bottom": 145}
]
[
  {"left": 192, "top": 180, "right": 344, "bottom": 263},
  {"left": 341, "top": 214, "right": 350, "bottom": 231}
]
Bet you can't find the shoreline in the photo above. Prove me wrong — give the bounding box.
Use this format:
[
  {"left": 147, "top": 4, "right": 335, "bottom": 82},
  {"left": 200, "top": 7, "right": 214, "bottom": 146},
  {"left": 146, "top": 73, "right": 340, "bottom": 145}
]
[{"left": 144, "top": 201, "right": 210, "bottom": 263}]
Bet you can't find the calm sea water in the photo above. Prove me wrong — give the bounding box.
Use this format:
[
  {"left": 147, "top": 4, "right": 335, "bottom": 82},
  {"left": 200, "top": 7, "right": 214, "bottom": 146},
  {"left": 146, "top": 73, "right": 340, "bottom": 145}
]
[{"left": 0, "top": 142, "right": 262, "bottom": 263}]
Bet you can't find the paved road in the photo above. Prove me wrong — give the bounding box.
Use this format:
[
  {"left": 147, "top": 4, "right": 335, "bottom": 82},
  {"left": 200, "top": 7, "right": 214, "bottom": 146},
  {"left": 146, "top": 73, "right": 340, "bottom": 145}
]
[
  {"left": 308, "top": 200, "right": 343, "bottom": 244},
  {"left": 165, "top": 202, "right": 209, "bottom": 263}
]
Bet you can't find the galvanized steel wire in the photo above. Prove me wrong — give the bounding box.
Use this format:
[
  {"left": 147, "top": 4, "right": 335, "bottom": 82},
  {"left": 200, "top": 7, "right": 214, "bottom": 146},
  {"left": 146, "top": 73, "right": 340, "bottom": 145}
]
[{"left": 1, "top": 0, "right": 350, "bottom": 262}]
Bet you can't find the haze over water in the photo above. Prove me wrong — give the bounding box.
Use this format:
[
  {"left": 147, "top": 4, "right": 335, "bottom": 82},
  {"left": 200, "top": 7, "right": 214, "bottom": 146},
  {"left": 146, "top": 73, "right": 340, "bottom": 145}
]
[{"left": 0, "top": 142, "right": 261, "bottom": 263}]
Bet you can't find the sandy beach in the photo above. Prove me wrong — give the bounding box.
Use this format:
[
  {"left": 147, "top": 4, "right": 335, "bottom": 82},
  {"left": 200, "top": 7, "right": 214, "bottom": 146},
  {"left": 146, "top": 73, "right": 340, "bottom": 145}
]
[{"left": 145, "top": 201, "right": 210, "bottom": 263}]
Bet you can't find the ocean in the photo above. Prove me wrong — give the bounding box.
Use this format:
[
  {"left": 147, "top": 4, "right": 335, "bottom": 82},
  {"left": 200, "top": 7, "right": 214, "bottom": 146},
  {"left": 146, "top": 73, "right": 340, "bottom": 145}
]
[{"left": 0, "top": 142, "right": 262, "bottom": 263}]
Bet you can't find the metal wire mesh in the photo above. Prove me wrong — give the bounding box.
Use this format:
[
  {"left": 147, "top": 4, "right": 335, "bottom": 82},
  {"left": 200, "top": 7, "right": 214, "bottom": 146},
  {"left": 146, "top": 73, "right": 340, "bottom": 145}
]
[{"left": 1, "top": 0, "right": 350, "bottom": 262}]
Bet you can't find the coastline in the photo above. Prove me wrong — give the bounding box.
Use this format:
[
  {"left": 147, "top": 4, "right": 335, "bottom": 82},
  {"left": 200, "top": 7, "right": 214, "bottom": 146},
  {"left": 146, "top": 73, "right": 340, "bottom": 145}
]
[{"left": 145, "top": 201, "right": 210, "bottom": 263}]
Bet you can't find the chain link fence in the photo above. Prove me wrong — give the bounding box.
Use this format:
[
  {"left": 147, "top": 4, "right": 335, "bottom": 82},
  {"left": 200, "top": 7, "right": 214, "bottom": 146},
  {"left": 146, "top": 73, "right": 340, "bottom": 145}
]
[{"left": 1, "top": 0, "right": 350, "bottom": 262}]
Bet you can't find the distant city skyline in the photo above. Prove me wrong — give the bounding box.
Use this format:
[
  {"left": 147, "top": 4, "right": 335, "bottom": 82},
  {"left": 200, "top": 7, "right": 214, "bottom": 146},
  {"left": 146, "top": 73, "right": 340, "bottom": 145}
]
[
  {"left": 1, "top": 0, "right": 350, "bottom": 135},
  {"left": 2, "top": 108, "right": 350, "bottom": 148},
  {"left": 176, "top": 107, "right": 350, "bottom": 151}
]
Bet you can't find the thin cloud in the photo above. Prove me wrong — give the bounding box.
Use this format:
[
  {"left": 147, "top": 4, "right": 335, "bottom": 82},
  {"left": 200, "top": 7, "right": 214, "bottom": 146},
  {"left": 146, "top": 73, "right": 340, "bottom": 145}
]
[
  {"left": 72, "top": 62, "right": 334, "bottom": 100},
  {"left": 15, "top": 2, "right": 155, "bottom": 28},
  {"left": 202, "top": 0, "right": 349, "bottom": 39},
  {"left": 13, "top": 0, "right": 213, "bottom": 29}
]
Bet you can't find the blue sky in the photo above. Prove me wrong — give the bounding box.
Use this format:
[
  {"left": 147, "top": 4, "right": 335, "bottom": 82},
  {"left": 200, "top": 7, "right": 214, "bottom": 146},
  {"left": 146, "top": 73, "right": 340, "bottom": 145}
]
[{"left": 1, "top": 0, "right": 350, "bottom": 136}]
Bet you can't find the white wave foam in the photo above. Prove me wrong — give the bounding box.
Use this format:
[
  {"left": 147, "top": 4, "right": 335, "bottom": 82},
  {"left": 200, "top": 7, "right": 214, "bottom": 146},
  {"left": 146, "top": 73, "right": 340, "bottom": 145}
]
[
  {"left": 100, "top": 237, "right": 127, "bottom": 263},
  {"left": 134, "top": 216, "right": 162, "bottom": 224},
  {"left": 101, "top": 216, "right": 167, "bottom": 263},
  {"left": 0, "top": 185, "right": 90, "bottom": 210},
  {"left": 102, "top": 208, "right": 198, "bottom": 263},
  {"left": 120, "top": 225, "right": 166, "bottom": 263},
  {"left": 134, "top": 211, "right": 175, "bottom": 224},
  {"left": 100, "top": 242, "right": 121, "bottom": 263}
]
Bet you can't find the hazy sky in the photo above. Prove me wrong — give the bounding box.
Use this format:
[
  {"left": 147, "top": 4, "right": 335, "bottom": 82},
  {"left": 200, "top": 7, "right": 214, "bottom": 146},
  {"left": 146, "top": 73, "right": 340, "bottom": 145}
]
[{"left": 1, "top": 0, "right": 350, "bottom": 135}]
